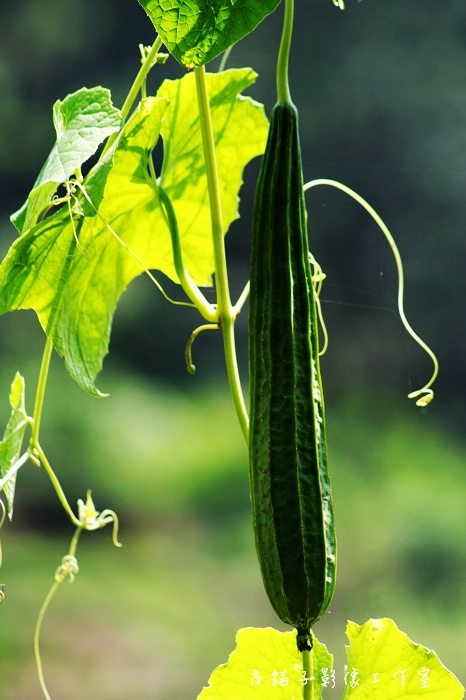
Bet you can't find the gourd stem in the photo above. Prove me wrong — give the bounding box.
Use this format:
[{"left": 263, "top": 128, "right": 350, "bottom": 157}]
[
  {"left": 194, "top": 66, "right": 249, "bottom": 441},
  {"left": 276, "top": 0, "right": 294, "bottom": 104},
  {"left": 302, "top": 649, "right": 312, "bottom": 700}
]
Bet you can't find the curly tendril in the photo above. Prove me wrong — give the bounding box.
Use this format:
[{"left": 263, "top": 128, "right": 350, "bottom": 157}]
[
  {"left": 57, "top": 178, "right": 197, "bottom": 311},
  {"left": 309, "top": 253, "right": 329, "bottom": 357},
  {"left": 34, "top": 494, "right": 122, "bottom": 699},
  {"left": 185, "top": 324, "right": 219, "bottom": 374},
  {"left": 54, "top": 555, "right": 79, "bottom": 584},
  {"left": 304, "top": 179, "right": 439, "bottom": 407},
  {"left": 77, "top": 490, "right": 122, "bottom": 547}
]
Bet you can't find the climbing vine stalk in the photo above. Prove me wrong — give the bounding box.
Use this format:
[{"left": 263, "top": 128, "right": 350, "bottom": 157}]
[
  {"left": 34, "top": 526, "right": 83, "bottom": 700},
  {"left": 101, "top": 35, "right": 163, "bottom": 157},
  {"left": 28, "top": 338, "right": 81, "bottom": 526},
  {"left": 194, "top": 65, "right": 249, "bottom": 441},
  {"left": 30, "top": 337, "right": 53, "bottom": 448}
]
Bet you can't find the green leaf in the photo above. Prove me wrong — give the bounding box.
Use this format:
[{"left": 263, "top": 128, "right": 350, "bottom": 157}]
[
  {"left": 0, "top": 70, "right": 268, "bottom": 394},
  {"left": 343, "top": 618, "right": 465, "bottom": 699},
  {"left": 0, "top": 373, "right": 28, "bottom": 519},
  {"left": 138, "top": 0, "right": 281, "bottom": 67},
  {"left": 159, "top": 68, "right": 269, "bottom": 284},
  {"left": 11, "top": 87, "right": 122, "bottom": 234},
  {"left": 0, "top": 97, "right": 168, "bottom": 396},
  {"left": 196, "top": 627, "right": 333, "bottom": 699}
]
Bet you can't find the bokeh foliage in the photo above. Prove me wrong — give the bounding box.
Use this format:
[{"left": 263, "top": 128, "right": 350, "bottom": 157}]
[{"left": 1, "top": 0, "right": 465, "bottom": 697}]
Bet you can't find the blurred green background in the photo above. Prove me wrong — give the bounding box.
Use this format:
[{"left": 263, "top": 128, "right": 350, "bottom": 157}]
[{"left": 1, "top": 0, "right": 465, "bottom": 697}]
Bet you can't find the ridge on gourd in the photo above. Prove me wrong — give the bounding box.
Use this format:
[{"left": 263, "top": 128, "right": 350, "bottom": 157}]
[{"left": 248, "top": 97, "right": 336, "bottom": 653}]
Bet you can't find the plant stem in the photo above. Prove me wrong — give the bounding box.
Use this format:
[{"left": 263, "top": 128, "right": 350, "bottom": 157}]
[
  {"left": 233, "top": 280, "right": 250, "bottom": 315},
  {"left": 34, "top": 527, "right": 82, "bottom": 700},
  {"left": 28, "top": 339, "right": 80, "bottom": 524},
  {"left": 157, "top": 186, "right": 217, "bottom": 321},
  {"left": 276, "top": 0, "right": 294, "bottom": 104},
  {"left": 30, "top": 337, "right": 53, "bottom": 448},
  {"left": 194, "top": 66, "right": 249, "bottom": 441},
  {"left": 222, "top": 319, "right": 249, "bottom": 441},
  {"left": 121, "top": 37, "right": 163, "bottom": 120},
  {"left": 69, "top": 526, "right": 83, "bottom": 558},
  {"left": 34, "top": 580, "right": 58, "bottom": 700},
  {"left": 302, "top": 649, "right": 312, "bottom": 700},
  {"left": 101, "top": 36, "right": 163, "bottom": 157},
  {"left": 34, "top": 443, "right": 81, "bottom": 527}
]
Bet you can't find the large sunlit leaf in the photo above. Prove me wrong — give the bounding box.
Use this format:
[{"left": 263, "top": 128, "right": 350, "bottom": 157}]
[
  {"left": 12, "top": 87, "right": 122, "bottom": 234},
  {"left": 0, "top": 97, "right": 168, "bottom": 396},
  {"left": 0, "top": 70, "right": 268, "bottom": 394},
  {"left": 159, "top": 68, "right": 269, "bottom": 284},
  {"left": 343, "top": 618, "right": 464, "bottom": 699},
  {"left": 0, "top": 373, "right": 28, "bottom": 519},
  {"left": 138, "top": 0, "right": 281, "bottom": 67},
  {"left": 196, "top": 622, "right": 464, "bottom": 700},
  {"left": 197, "top": 627, "right": 333, "bottom": 699}
]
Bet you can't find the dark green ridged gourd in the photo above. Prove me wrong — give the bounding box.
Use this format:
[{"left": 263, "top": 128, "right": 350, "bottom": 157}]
[{"left": 248, "top": 96, "right": 336, "bottom": 653}]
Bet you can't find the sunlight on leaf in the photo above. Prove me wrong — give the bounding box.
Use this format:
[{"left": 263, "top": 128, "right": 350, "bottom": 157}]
[
  {"left": 0, "top": 373, "right": 28, "bottom": 519},
  {"left": 11, "top": 87, "right": 122, "bottom": 234},
  {"left": 138, "top": 0, "right": 281, "bottom": 67},
  {"left": 343, "top": 618, "right": 465, "bottom": 699},
  {"left": 0, "top": 98, "right": 168, "bottom": 396},
  {"left": 197, "top": 627, "right": 333, "bottom": 699},
  {"left": 0, "top": 71, "right": 267, "bottom": 394},
  {"left": 159, "top": 68, "right": 269, "bottom": 284}
]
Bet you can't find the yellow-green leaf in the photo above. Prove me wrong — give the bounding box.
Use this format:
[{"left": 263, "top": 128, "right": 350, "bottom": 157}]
[
  {"left": 0, "top": 373, "right": 28, "bottom": 519},
  {"left": 159, "top": 68, "right": 269, "bottom": 285},
  {"left": 0, "top": 71, "right": 268, "bottom": 394},
  {"left": 11, "top": 87, "right": 122, "bottom": 234},
  {"left": 343, "top": 618, "right": 464, "bottom": 699},
  {"left": 197, "top": 627, "right": 333, "bottom": 699}
]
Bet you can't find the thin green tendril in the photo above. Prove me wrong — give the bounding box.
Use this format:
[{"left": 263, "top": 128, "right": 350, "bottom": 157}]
[
  {"left": 77, "top": 490, "right": 122, "bottom": 546},
  {"left": 34, "top": 527, "right": 82, "bottom": 700},
  {"left": 304, "top": 179, "right": 439, "bottom": 406},
  {"left": 309, "top": 253, "right": 329, "bottom": 357},
  {"left": 34, "top": 495, "right": 121, "bottom": 699},
  {"left": 185, "top": 324, "right": 219, "bottom": 374},
  {"left": 64, "top": 179, "right": 198, "bottom": 311},
  {"left": 218, "top": 45, "right": 235, "bottom": 72}
]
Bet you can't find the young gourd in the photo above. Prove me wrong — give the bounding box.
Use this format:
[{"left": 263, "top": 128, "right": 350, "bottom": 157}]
[{"left": 248, "top": 0, "right": 336, "bottom": 653}]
